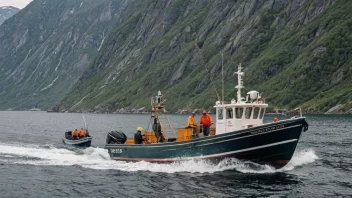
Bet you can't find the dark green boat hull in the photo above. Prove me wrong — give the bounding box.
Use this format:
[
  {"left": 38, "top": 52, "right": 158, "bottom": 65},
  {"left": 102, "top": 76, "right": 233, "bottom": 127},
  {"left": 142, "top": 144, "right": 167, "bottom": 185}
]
[{"left": 105, "top": 118, "right": 308, "bottom": 168}]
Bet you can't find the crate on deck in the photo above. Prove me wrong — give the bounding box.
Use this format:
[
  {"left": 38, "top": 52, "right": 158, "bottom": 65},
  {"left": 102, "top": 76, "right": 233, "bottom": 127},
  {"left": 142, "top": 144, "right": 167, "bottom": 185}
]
[
  {"left": 176, "top": 128, "right": 192, "bottom": 141},
  {"left": 144, "top": 130, "right": 157, "bottom": 143},
  {"left": 210, "top": 128, "right": 216, "bottom": 136}
]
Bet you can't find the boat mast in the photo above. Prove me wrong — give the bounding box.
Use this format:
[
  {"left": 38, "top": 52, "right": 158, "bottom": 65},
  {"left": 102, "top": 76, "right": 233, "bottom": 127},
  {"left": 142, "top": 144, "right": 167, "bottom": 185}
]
[
  {"left": 235, "top": 63, "right": 244, "bottom": 103},
  {"left": 222, "top": 53, "right": 224, "bottom": 104},
  {"left": 151, "top": 91, "right": 176, "bottom": 139}
]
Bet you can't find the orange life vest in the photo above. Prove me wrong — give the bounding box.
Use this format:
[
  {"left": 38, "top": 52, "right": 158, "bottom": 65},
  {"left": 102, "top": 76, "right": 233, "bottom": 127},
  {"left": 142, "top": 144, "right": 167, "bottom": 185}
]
[
  {"left": 72, "top": 129, "right": 78, "bottom": 137},
  {"left": 188, "top": 116, "right": 196, "bottom": 127},
  {"left": 79, "top": 128, "right": 85, "bottom": 136},
  {"left": 200, "top": 114, "right": 212, "bottom": 126}
]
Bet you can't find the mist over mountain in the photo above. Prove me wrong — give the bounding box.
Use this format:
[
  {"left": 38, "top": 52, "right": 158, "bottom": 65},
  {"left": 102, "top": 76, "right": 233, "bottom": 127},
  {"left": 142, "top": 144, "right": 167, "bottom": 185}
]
[
  {"left": 0, "top": 0, "right": 351, "bottom": 114},
  {"left": 0, "top": 6, "right": 20, "bottom": 25}
]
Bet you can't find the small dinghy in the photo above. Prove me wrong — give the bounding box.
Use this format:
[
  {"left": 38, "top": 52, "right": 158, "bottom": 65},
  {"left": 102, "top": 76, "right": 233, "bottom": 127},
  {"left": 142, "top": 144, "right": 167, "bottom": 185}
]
[{"left": 62, "top": 131, "right": 92, "bottom": 147}]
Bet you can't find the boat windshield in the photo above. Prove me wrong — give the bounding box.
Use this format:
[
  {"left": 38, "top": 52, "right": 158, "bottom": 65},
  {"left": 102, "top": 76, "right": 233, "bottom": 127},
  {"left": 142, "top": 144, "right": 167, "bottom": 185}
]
[
  {"left": 218, "top": 109, "right": 223, "bottom": 120},
  {"left": 259, "top": 108, "right": 265, "bottom": 119},
  {"left": 245, "top": 107, "right": 252, "bottom": 119},
  {"left": 235, "top": 108, "right": 243, "bottom": 119},
  {"left": 253, "top": 107, "right": 260, "bottom": 119},
  {"left": 226, "top": 108, "right": 233, "bottom": 119}
]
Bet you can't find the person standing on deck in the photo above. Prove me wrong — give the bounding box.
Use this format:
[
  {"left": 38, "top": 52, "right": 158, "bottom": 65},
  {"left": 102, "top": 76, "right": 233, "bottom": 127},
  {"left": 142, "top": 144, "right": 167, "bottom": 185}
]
[
  {"left": 153, "top": 118, "right": 164, "bottom": 143},
  {"left": 200, "top": 110, "right": 212, "bottom": 136},
  {"left": 134, "top": 127, "right": 143, "bottom": 144},
  {"left": 187, "top": 112, "right": 197, "bottom": 136}
]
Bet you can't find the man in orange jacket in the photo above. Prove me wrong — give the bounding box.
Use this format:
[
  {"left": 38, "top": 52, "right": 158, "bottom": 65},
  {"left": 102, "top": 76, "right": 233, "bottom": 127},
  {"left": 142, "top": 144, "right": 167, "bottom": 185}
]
[{"left": 200, "top": 110, "right": 212, "bottom": 136}]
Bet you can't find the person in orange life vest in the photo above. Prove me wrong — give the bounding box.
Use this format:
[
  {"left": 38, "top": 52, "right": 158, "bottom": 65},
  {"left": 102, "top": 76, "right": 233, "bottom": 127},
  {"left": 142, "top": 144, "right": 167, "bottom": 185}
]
[
  {"left": 79, "top": 128, "right": 86, "bottom": 137},
  {"left": 200, "top": 110, "right": 212, "bottom": 136},
  {"left": 188, "top": 112, "right": 197, "bottom": 135},
  {"left": 188, "top": 112, "right": 197, "bottom": 127},
  {"left": 72, "top": 128, "right": 79, "bottom": 140},
  {"left": 273, "top": 117, "right": 279, "bottom": 122}
]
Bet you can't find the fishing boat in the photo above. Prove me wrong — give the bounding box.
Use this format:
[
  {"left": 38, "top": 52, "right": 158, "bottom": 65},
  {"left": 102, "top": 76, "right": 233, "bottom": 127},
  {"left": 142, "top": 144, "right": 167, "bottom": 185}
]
[
  {"left": 62, "top": 131, "right": 92, "bottom": 147},
  {"left": 105, "top": 65, "right": 308, "bottom": 168}
]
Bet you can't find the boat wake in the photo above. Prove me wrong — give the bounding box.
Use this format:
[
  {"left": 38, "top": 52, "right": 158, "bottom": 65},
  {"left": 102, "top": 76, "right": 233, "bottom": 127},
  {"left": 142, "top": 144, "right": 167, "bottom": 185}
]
[{"left": 0, "top": 142, "right": 318, "bottom": 174}]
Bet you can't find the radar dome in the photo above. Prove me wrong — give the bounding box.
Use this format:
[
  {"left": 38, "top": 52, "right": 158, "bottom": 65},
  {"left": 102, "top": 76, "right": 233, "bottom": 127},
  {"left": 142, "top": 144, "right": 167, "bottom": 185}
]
[{"left": 247, "top": 91, "right": 259, "bottom": 100}]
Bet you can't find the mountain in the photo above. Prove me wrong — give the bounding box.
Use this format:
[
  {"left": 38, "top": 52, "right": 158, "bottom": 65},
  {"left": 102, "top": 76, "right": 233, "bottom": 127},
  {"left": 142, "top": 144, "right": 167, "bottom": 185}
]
[
  {"left": 1, "top": 0, "right": 351, "bottom": 114},
  {"left": 0, "top": 0, "right": 127, "bottom": 110},
  {"left": 0, "top": 6, "right": 20, "bottom": 25},
  {"left": 57, "top": 0, "right": 352, "bottom": 114}
]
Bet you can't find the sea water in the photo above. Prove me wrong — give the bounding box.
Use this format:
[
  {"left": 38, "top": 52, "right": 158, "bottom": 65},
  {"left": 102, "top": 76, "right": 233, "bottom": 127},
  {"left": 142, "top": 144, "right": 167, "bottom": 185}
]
[{"left": 0, "top": 111, "right": 351, "bottom": 197}]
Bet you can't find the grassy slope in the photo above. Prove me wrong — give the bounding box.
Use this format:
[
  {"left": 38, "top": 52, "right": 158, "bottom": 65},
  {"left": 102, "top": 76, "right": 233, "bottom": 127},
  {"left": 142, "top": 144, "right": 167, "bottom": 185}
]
[
  {"left": 0, "top": 0, "right": 125, "bottom": 110},
  {"left": 59, "top": 0, "right": 352, "bottom": 113},
  {"left": 251, "top": 1, "right": 352, "bottom": 112}
]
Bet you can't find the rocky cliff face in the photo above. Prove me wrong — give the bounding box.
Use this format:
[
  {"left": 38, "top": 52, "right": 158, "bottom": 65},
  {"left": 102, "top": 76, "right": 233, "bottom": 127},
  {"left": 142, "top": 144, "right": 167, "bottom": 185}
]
[
  {"left": 58, "top": 0, "right": 352, "bottom": 114},
  {"left": 0, "top": 6, "right": 20, "bottom": 25},
  {"left": 1, "top": 0, "right": 351, "bottom": 114},
  {"left": 0, "top": 0, "right": 127, "bottom": 110}
]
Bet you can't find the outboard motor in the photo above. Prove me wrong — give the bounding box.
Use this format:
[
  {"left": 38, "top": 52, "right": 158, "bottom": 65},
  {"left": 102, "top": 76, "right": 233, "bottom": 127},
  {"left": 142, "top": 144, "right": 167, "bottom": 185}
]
[
  {"left": 106, "top": 130, "right": 127, "bottom": 144},
  {"left": 65, "top": 131, "right": 72, "bottom": 140}
]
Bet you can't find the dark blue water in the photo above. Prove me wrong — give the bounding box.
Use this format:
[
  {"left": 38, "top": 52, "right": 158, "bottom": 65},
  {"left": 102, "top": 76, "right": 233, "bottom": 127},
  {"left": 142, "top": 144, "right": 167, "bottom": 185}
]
[{"left": 0, "top": 111, "right": 351, "bottom": 197}]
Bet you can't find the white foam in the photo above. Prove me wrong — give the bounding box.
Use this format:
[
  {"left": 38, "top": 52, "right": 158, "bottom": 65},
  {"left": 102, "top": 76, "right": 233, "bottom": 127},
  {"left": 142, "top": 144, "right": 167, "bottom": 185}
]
[
  {"left": 0, "top": 143, "right": 318, "bottom": 174},
  {"left": 279, "top": 148, "right": 319, "bottom": 171}
]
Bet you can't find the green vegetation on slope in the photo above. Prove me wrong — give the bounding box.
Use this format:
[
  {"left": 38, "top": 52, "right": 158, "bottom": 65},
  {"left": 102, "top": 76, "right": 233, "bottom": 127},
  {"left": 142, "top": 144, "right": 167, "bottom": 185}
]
[
  {"left": 58, "top": 0, "right": 352, "bottom": 113},
  {"left": 1, "top": 0, "right": 348, "bottom": 114},
  {"left": 0, "top": 0, "right": 128, "bottom": 110}
]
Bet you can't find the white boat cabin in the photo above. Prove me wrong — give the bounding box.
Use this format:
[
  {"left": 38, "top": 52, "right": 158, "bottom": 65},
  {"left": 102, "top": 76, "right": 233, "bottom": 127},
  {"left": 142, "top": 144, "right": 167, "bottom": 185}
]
[{"left": 215, "top": 64, "right": 268, "bottom": 135}]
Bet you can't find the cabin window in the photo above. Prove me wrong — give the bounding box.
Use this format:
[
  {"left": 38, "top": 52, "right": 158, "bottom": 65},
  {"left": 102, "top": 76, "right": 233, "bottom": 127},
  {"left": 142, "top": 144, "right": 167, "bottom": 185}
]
[
  {"left": 259, "top": 108, "right": 266, "bottom": 119},
  {"left": 245, "top": 107, "right": 252, "bottom": 119},
  {"left": 226, "top": 108, "right": 233, "bottom": 119},
  {"left": 253, "top": 107, "right": 260, "bottom": 119},
  {"left": 218, "top": 109, "right": 223, "bottom": 120},
  {"left": 235, "top": 108, "right": 243, "bottom": 119}
]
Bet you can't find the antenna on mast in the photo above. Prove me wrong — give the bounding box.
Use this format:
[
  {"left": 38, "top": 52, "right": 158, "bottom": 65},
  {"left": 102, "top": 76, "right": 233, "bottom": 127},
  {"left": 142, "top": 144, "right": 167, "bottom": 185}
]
[
  {"left": 193, "top": 43, "right": 221, "bottom": 101},
  {"left": 222, "top": 53, "right": 224, "bottom": 104},
  {"left": 235, "top": 63, "right": 244, "bottom": 103}
]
